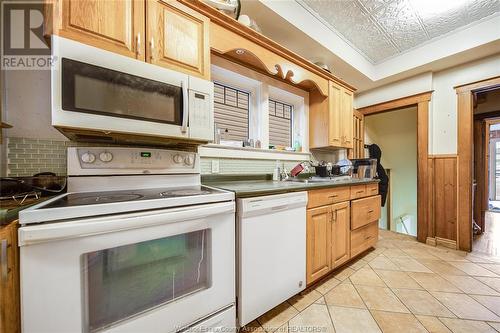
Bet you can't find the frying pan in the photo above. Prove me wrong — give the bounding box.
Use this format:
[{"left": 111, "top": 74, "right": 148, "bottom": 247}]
[{"left": 1, "top": 172, "right": 67, "bottom": 197}]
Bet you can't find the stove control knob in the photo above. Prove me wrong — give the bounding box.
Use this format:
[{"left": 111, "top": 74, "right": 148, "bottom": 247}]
[
  {"left": 99, "top": 151, "right": 113, "bottom": 163},
  {"left": 184, "top": 155, "right": 195, "bottom": 166},
  {"left": 81, "top": 152, "right": 96, "bottom": 164},
  {"left": 173, "top": 154, "right": 184, "bottom": 164}
]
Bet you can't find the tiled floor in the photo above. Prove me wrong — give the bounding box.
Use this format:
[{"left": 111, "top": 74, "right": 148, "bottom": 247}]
[
  {"left": 474, "top": 211, "right": 500, "bottom": 258},
  {"left": 245, "top": 229, "right": 500, "bottom": 333}
]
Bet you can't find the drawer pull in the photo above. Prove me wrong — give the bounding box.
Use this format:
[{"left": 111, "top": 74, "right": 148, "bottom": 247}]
[
  {"left": 364, "top": 235, "right": 372, "bottom": 240},
  {"left": 367, "top": 209, "right": 374, "bottom": 213},
  {"left": 1, "top": 239, "right": 8, "bottom": 284},
  {"left": 329, "top": 194, "right": 338, "bottom": 198},
  {"left": 356, "top": 190, "right": 364, "bottom": 194}
]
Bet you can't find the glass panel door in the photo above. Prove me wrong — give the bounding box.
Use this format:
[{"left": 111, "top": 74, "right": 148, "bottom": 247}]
[
  {"left": 62, "top": 58, "right": 183, "bottom": 125},
  {"left": 83, "top": 229, "right": 211, "bottom": 332}
]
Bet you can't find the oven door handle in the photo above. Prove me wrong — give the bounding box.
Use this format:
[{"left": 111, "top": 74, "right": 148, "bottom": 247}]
[
  {"left": 18, "top": 201, "right": 234, "bottom": 246},
  {"left": 181, "top": 80, "right": 188, "bottom": 133}
]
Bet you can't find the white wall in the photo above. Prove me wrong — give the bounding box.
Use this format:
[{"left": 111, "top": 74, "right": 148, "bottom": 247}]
[{"left": 354, "top": 53, "right": 500, "bottom": 155}]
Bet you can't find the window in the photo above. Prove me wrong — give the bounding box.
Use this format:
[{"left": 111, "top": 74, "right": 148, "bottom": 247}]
[
  {"left": 213, "top": 83, "right": 250, "bottom": 141},
  {"left": 269, "top": 99, "right": 293, "bottom": 147}
]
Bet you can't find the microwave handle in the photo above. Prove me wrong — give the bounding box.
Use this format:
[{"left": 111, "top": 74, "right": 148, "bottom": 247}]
[{"left": 181, "top": 80, "right": 188, "bottom": 133}]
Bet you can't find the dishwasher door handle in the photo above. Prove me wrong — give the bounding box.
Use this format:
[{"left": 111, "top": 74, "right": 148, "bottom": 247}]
[{"left": 271, "top": 204, "right": 289, "bottom": 211}]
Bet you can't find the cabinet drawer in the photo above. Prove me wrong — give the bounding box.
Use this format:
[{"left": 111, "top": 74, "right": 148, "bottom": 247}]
[
  {"left": 366, "top": 183, "right": 379, "bottom": 196},
  {"left": 351, "top": 221, "right": 378, "bottom": 257},
  {"left": 351, "top": 195, "right": 381, "bottom": 230},
  {"left": 350, "top": 185, "right": 366, "bottom": 199},
  {"left": 308, "top": 187, "right": 350, "bottom": 209}
]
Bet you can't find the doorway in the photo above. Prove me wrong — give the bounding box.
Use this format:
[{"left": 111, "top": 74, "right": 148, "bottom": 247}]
[
  {"left": 364, "top": 107, "right": 418, "bottom": 236},
  {"left": 472, "top": 88, "right": 500, "bottom": 257}
]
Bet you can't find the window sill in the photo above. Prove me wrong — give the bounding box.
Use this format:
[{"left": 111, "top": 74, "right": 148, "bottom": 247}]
[{"left": 198, "top": 144, "right": 311, "bottom": 161}]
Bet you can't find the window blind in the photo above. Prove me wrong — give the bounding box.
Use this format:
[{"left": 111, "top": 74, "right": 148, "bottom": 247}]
[
  {"left": 213, "top": 83, "right": 249, "bottom": 141},
  {"left": 269, "top": 99, "right": 292, "bottom": 147}
]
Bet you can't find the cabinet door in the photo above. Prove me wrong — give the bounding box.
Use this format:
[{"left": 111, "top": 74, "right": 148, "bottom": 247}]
[
  {"left": 53, "top": 0, "right": 145, "bottom": 60},
  {"left": 147, "top": 0, "right": 210, "bottom": 79},
  {"left": 341, "top": 88, "right": 354, "bottom": 148},
  {"left": 306, "top": 206, "right": 332, "bottom": 285},
  {"left": 331, "top": 201, "right": 350, "bottom": 268},
  {"left": 0, "top": 222, "right": 20, "bottom": 333},
  {"left": 328, "top": 82, "right": 342, "bottom": 146}
]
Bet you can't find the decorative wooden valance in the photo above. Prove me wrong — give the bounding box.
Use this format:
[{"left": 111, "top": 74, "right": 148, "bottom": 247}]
[{"left": 178, "top": 0, "right": 356, "bottom": 97}]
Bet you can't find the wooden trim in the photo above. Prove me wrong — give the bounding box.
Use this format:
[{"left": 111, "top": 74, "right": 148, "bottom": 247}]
[
  {"left": 436, "top": 237, "right": 457, "bottom": 249},
  {"left": 177, "top": 0, "right": 356, "bottom": 92},
  {"left": 455, "top": 76, "right": 500, "bottom": 93},
  {"left": 426, "top": 237, "right": 437, "bottom": 246},
  {"left": 361, "top": 95, "right": 430, "bottom": 243},
  {"left": 358, "top": 91, "right": 433, "bottom": 116},
  {"left": 429, "top": 154, "right": 457, "bottom": 158},
  {"left": 456, "top": 76, "right": 500, "bottom": 252}
]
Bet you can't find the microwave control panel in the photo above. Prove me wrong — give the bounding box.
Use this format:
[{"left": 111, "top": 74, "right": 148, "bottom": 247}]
[{"left": 68, "top": 147, "right": 199, "bottom": 174}]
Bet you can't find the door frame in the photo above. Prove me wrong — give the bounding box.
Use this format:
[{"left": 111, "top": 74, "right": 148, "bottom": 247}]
[
  {"left": 358, "top": 91, "right": 432, "bottom": 243},
  {"left": 456, "top": 76, "right": 500, "bottom": 251}
]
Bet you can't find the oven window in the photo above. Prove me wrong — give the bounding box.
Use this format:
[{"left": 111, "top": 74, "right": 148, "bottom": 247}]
[
  {"left": 62, "top": 58, "right": 182, "bottom": 125},
  {"left": 82, "top": 229, "right": 211, "bottom": 332}
]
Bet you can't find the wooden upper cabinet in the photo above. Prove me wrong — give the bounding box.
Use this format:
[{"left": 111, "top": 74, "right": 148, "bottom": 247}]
[
  {"left": 51, "top": 0, "right": 145, "bottom": 60},
  {"left": 310, "top": 81, "right": 355, "bottom": 149},
  {"left": 306, "top": 206, "right": 332, "bottom": 285},
  {"left": 331, "top": 201, "right": 350, "bottom": 268},
  {"left": 147, "top": 0, "right": 210, "bottom": 79}
]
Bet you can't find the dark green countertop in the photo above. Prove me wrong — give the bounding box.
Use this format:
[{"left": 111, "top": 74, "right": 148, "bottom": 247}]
[
  {"left": 203, "top": 175, "right": 379, "bottom": 198},
  {"left": 0, "top": 196, "right": 56, "bottom": 227}
]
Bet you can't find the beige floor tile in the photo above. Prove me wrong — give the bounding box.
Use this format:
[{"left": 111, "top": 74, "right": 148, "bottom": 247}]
[
  {"left": 258, "top": 302, "right": 299, "bottom": 333},
  {"left": 415, "top": 315, "right": 452, "bottom": 333},
  {"left": 349, "top": 268, "right": 386, "bottom": 287},
  {"left": 241, "top": 320, "right": 267, "bottom": 333},
  {"left": 472, "top": 295, "right": 500, "bottom": 317},
  {"left": 333, "top": 266, "right": 356, "bottom": 281},
  {"left": 441, "top": 275, "right": 500, "bottom": 295},
  {"left": 392, "top": 288, "right": 455, "bottom": 317},
  {"left": 431, "top": 292, "right": 500, "bottom": 322},
  {"left": 429, "top": 250, "right": 469, "bottom": 262},
  {"left": 328, "top": 306, "right": 381, "bottom": 333},
  {"left": 355, "top": 285, "right": 409, "bottom": 313},
  {"left": 374, "top": 269, "right": 423, "bottom": 289},
  {"left": 371, "top": 310, "right": 427, "bottom": 333},
  {"left": 438, "top": 318, "right": 497, "bottom": 333},
  {"left": 390, "top": 257, "right": 433, "bottom": 273},
  {"left": 368, "top": 255, "right": 400, "bottom": 271},
  {"left": 288, "top": 304, "right": 335, "bottom": 333},
  {"left": 403, "top": 248, "right": 440, "bottom": 260},
  {"left": 314, "top": 275, "right": 341, "bottom": 295},
  {"left": 408, "top": 272, "right": 461, "bottom": 293},
  {"left": 447, "top": 261, "right": 499, "bottom": 277},
  {"left": 288, "top": 288, "right": 323, "bottom": 312},
  {"left": 349, "top": 258, "right": 368, "bottom": 270},
  {"left": 383, "top": 248, "right": 411, "bottom": 258},
  {"left": 324, "top": 282, "right": 366, "bottom": 309},
  {"left": 362, "top": 252, "right": 381, "bottom": 262},
  {"left": 314, "top": 297, "right": 325, "bottom": 305},
  {"left": 419, "top": 260, "right": 468, "bottom": 276},
  {"left": 488, "top": 322, "right": 500, "bottom": 331},
  {"left": 476, "top": 276, "right": 500, "bottom": 293},
  {"left": 479, "top": 264, "right": 500, "bottom": 275}
]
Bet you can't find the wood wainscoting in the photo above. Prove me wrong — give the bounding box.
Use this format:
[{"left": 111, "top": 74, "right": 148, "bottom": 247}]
[{"left": 427, "top": 155, "right": 458, "bottom": 249}]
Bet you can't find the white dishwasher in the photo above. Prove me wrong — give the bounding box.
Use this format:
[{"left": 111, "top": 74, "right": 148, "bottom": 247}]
[{"left": 237, "top": 191, "right": 307, "bottom": 326}]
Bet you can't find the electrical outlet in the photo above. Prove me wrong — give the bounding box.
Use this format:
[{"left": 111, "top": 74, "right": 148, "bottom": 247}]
[{"left": 211, "top": 160, "right": 220, "bottom": 173}]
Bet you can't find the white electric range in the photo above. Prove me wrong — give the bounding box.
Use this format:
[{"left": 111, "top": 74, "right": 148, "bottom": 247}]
[{"left": 19, "top": 147, "right": 236, "bottom": 333}]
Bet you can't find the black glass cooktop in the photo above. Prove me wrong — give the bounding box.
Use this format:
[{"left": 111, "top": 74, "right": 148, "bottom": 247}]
[{"left": 42, "top": 186, "right": 221, "bottom": 209}]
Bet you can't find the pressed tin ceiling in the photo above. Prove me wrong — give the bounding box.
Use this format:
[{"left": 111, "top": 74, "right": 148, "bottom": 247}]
[{"left": 298, "top": 0, "right": 500, "bottom": 63}]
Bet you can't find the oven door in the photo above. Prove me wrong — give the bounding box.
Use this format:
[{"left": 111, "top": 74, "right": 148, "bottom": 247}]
[
  {"left": 51, "top": 36, "right": 190, "bottom": 140},
  {"left": 19, "top": 201, "right": 235, "bottom": 333}
]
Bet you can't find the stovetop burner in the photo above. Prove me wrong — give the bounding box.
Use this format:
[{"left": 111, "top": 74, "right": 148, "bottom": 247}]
[
  {"left": 160, "top": 189, "right": 212, "bottom": 197},
  {"left": 76, "top": 194, "right": 144, "bottom": 205}
]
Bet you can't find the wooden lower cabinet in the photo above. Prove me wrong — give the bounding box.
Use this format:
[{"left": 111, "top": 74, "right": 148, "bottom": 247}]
[
  {"left": 306, "top": 185, "right": 380, "bottom": 285},
  {"left": 306, "top": 206, "right": 332, "bottom": 284},
  {"left": 331, "top": 201, "right": 350, "bottom": 268},
  {"left": 0, "top": 221, "right": 20, "bottom": 333}
]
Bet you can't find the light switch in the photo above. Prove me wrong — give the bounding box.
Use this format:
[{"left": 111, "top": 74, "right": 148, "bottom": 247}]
[{"left": 211, "top": 159, "right": 220, "bottom": 173}]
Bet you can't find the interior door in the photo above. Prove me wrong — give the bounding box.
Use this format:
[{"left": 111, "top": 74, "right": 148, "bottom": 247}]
[
  {"left": 306, "top": 206, "right": 331, "bottom": 284},
  {"left": 331, "top": 201, "right": 350, "bottom": 268},
  {"left": 54, "top": 0, "right": 145, "bottom": 60},
  {"left": 147, "top": 0, "right": 210, "bottom": 79}
]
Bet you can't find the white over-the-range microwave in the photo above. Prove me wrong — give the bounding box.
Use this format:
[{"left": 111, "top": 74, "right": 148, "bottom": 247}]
[{"left": 51, "top": 36, "right": 214, "bottom": 143}]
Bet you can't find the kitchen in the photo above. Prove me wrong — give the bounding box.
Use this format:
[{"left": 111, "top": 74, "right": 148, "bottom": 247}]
[{"left": 1, "top": 0, "right": 500, "bottom": 332}]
